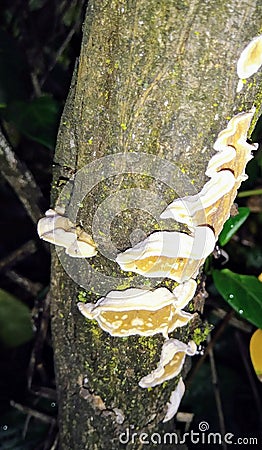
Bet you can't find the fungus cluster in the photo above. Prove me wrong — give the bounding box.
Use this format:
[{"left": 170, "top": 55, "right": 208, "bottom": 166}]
[
  {"left": 37, "top": 34, "right": 261, "bottom": 423},
  {"left": 160, "top": 110, "right": 258, "bottom": 237},
  {"left": 37, "top": 208, "right": 97, "bottom": 258}
]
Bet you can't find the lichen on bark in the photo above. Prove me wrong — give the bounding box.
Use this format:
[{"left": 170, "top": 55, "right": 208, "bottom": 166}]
[{"left": 51, "top": 1, "right": 262, "bottom": 448}]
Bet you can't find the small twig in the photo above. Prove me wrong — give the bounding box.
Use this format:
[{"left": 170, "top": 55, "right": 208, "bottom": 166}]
[
  {"left": 0, "top": 129, "right": 45, "bottom": 224},
  {"left": 212, "top": 308, "right": 252, "bottom": 333},
  {"left": 10, "top": 400, "right": 56, "bottom": 425},
  {"left": 28, "top": 293, "right": 51, "bottom": 389},
  {"left": 0, "top": 240, "right": 37, "bottom": 272},
  {"left": 22, "top": 413, "right": 31, "bottom": 440},
  {"left": 6, "top": 270, "right": 43, "bottom": 296},
  {"left": 39, "top": 0, "right": 86, "bottom": 88},
  {"left": 31, "top": 71, "right": 42, "bottom": 97},
  {"left": 208, "top": 335, "right": 227, "bottom": 449},
  {"left": 176, "top": 412, "right": 194, "bottom": 431},
  {"left": 49, "top": 433, "right": 59, "bottom": 450},
  {"left": 237, "top": 188, "right": 262, "bottom": 198},
  {"left": 31, "top": 386, "right": 57, "bottom": 401},
  {"left": 39, "top": 28, "right": 76, "bottom": 87},
  {"left": 187, "top": 310, "right": 234, "bottom": 388},
  {"left": 22, "top": 396, "right": 56, "bottom": 442},
  {"left": 43, "top": 421, "right": 58, "bottom": 450}
]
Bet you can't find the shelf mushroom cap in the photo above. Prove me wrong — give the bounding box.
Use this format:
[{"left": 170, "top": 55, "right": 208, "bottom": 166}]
[
  {"left": 37, "top": 208, "right": 97, "bottom": 258},
  {"left": 78, "top": 280, "right": 197, "bottom": 338},
  {"left": 205, "top": 146, "right": 236, "bottom": 177},
  {"left": 162, "top": 377, "right": 185, "bottom": 423},
  {"left": 138, "top": 339, "right": 197, "bottom": 388},
  {"left": 237, "top": 35, "right": 262, "bottom": 81},
  {"left": 160, "top": 171, "right": 235, "bottom": 225},
  {"left": 212, "top": 111, "right": 257, "bottom": 178},
  {"left": 115, "top": 226, "right": 216, "bottom": 282}
]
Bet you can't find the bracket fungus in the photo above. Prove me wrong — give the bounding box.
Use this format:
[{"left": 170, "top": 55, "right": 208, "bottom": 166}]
[
  {"left": 204, "top": 146, "right": 237, "bottom": 177},
  {"left": 160, "top": 171, "right": 235, "bottom": 229},
  {"left": 77, "top": 280, "right": 197, "bottom": 338},
  {"left": 161, "top": 110, "right": 257, "bottom": 237},
  {"left": 237, "top": 35, "right": 262, "bottom": 92},
  {"left": 116, "top": 226, "right": 216, "bottom": 283},
  {"left": 37, "top": 209, "right": 97, "bottom": 258},
  {"left": 138, "top": 339, "right": 197, "bottom": 388},
  {"left": 212, "top": 110, "right": 257, "bottom": 176},
  {"left": 162, "top": 377, "right": 185, "bottom": 423}
]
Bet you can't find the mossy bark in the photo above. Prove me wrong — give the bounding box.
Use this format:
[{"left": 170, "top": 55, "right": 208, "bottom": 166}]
[{"left": 51, "top": 1, "right": 262, "bottom": 449}]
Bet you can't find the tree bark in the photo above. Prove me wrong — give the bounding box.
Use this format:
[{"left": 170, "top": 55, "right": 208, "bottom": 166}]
[{"left": 51, "top": 1, "right": 262, "bottom": 449}]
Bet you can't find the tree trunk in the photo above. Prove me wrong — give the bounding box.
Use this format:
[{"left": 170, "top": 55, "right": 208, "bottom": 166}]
[{"left": 51, "top": 1, "right": 262, "bottom": 448}]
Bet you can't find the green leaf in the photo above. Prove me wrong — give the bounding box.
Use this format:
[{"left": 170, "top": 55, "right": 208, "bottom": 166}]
[
  {"left": 212, "top": 269, "right": 262, "bottom": 328},
  {"left": 6, "top": 96, "right": 61, "bottom": 150},
  {"left": 29, "top": 0, "right": 46, "bottom": 11},
  {"left": 218, "top": 207, "right": 250, "bottom": 246},
  {"left": 0, "top": 289, "right": 33, "bottom": 347}
]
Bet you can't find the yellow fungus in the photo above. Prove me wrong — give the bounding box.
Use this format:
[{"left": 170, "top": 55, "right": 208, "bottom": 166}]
[
  {"left": 139, "top": 339, "right": 196, "bottom": 388},
  {"left": 116, "top": 227, "right": 216, "bottom": 283},
  {"left": 78, "top": 281, "right": 197, "bottom": 338}
]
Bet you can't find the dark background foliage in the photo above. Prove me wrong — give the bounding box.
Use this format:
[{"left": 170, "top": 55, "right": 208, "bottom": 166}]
[
  {"left": 0, "top": 1, "right": 261, "bottom": 449},
  {"left": 0, "top": 1, "right": 86, "bottom": 448}
]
